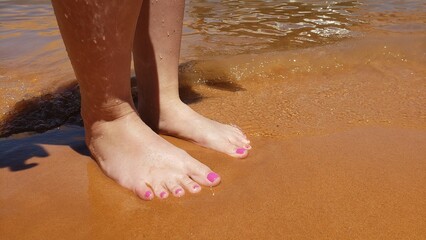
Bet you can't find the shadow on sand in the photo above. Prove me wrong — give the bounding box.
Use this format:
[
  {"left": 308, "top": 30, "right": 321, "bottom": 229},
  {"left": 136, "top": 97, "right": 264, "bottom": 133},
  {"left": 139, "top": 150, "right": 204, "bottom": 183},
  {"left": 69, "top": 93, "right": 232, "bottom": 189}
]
[{"left": 0, "top": 125, "right": 89, "bottom": 172}]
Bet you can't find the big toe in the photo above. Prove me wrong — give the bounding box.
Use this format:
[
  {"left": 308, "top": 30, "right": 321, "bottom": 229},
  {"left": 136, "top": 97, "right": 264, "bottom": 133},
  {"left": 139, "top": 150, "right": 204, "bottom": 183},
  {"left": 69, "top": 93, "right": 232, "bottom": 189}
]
[{"left": 185, "top": 159, "right": 221, "bottom": 187}]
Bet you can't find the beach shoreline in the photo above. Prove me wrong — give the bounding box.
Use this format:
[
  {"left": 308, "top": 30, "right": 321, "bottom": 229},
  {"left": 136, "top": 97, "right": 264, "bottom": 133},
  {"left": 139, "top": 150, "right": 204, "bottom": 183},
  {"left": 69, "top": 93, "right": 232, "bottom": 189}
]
[{"left": 1, "top": 1, "right": 426, "bottom": 238}]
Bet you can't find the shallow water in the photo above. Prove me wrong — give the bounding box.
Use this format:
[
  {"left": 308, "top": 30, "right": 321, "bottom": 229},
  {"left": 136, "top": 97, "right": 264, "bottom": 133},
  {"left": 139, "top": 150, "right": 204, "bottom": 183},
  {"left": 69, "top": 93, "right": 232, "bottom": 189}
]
[
  {"left": 0, "top": 0, "right": 425, "bottom": 136},
  {"left": 182, "top": 0, "right": 364, "bottom": 57}
]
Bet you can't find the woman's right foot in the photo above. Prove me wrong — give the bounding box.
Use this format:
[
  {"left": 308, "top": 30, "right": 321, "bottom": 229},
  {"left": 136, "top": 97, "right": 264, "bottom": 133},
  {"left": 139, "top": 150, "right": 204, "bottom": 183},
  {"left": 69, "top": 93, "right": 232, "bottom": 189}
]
[{"left": 85, "top": 105, "right": 221, "bottom": 200}]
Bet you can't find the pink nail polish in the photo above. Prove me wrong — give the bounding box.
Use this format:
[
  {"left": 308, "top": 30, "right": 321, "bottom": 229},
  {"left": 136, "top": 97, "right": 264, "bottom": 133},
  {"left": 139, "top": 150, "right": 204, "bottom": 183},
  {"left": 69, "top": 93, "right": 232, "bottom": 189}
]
[
  {"left": 160, "top": 191, "right": 167, "bottom": 199},
  {"left": 244, "top": 145, "right": 251, "bottom": 149},
  {"left": 236, "top": 148, "right": 246, "bottom": 154},
  {"left": 207, "top": 172, "right": 219, "bottom": 183},
  {"left": 144, "top": 191, "right": 152, "bottom": 199},
  {"left": 193, "top": 185, "right": 200, "bottom": 190},
  {"left": 175, "top": 189, "right": 183, "bottom": 195}
]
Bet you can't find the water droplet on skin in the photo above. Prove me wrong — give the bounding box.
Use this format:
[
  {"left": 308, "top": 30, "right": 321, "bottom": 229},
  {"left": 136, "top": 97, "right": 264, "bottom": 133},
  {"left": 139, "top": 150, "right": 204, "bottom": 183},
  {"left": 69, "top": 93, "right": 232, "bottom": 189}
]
[
  {"left": 159, "top": 55, "right": 163, "bottom": 60},
  {"left": 64, "top": 14, "right": 69, "bottom": 19},
  {"left": 102, "top": 36, "right": 106, "bottom": 40},
  {"left": 93, "top": 39, "right": 97, "bottom": 44},
  {"left": 167, "top": 31, "right": 170, "bottom": 37}
]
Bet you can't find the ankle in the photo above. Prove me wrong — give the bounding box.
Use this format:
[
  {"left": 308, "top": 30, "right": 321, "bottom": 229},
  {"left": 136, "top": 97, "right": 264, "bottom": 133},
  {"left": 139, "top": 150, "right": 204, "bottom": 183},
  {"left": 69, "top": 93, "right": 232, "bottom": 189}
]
[
  {"left": 82, "top": 100, "right": 136, "bottom": 129},
  {"left": 138, "top": 96, "right": 183, "bottom": 131}
]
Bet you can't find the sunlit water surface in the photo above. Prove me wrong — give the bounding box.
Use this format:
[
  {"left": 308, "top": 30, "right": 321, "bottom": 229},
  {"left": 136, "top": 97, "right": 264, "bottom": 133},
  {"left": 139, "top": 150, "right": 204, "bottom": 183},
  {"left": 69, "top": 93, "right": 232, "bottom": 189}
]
[{"left": 1, "top": 0, "right": 424, "bottom": 81}]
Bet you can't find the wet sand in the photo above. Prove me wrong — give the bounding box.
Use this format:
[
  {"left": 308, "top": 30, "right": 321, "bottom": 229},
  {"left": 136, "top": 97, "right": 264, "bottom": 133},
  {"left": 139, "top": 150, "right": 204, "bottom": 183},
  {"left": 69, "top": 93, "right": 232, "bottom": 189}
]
[
  {"left": 1, "top": 126, "right": 425, "bottom": 239},
  {"left": 1, "top": 1, "right": 426, "bottom": 239},
  {"left": 2, "top": 33, "right": 426, "bottom": 238}
]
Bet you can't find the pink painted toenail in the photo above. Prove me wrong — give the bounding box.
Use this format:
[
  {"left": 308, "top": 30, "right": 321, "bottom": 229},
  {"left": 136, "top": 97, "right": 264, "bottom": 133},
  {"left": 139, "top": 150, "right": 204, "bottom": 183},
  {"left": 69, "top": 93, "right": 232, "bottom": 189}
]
[
  {"left": 207, "top": 172, "right": 219, "bottom": 183},
  {"left": 193, "top": 185, "right": 200, "bottom": 190},
  {"left": 160, "top": 191, "right": 167, "bottom": 199},
  {"left": 244, "top": 145, "right": 251, "bottom": 149},
  {"left": 236, "top": 148, "right": 246, "bottom": 154},
  {"left": 144, "top": 191, "right": 152, "bottom": 199},
  {"left": 175, "top": 189, "right": 183, "bottom": 195}
]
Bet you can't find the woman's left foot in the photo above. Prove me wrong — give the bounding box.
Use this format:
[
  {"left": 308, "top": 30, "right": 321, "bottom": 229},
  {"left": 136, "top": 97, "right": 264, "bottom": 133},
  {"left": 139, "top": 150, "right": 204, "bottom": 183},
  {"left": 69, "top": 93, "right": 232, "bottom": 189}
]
[{"left": 141, "top": 99, "right": 251, "bottom": 158}]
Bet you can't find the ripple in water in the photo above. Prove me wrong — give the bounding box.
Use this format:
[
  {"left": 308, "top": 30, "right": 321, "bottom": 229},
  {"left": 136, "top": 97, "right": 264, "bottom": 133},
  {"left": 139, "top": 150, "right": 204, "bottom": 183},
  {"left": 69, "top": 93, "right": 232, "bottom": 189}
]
[{"left": 183, "top": 0, "right": 363, "bottom": 57}]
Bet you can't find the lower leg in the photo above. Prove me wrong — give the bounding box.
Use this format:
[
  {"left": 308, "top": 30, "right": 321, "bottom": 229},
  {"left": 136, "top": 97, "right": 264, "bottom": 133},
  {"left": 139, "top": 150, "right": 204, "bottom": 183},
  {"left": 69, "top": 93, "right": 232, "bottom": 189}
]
[
  {"left": 133, "top": 0, "right": 251, "bottom": 158},
  {"left": 52, "top": 0, "right": 220, "bottom": 201},
  {"left": 52, "top": 0, "right": 140, "bottom": 126},
  {"left": 133, "top": 0, "right": 183, "bottom": 129}
]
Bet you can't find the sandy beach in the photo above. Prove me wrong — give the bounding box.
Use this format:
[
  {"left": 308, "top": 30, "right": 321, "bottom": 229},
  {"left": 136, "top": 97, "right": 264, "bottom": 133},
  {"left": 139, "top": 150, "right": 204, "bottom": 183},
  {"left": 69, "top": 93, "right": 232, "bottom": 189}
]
[
  {"left": 1, "top": 0, "right": 426, "bottom": 239},
  {"left": 1, "top": 126, "right": 425, "bottom": 239}
]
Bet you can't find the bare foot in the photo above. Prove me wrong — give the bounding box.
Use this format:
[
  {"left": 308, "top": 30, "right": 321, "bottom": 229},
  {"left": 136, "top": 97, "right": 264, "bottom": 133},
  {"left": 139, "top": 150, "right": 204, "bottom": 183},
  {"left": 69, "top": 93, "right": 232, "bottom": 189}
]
[
  {"left": 143, "top": 99, "right": 251, "bottom": 158},
  {"left": 85, "top": 106, "right": 221, "bottom": 201}
]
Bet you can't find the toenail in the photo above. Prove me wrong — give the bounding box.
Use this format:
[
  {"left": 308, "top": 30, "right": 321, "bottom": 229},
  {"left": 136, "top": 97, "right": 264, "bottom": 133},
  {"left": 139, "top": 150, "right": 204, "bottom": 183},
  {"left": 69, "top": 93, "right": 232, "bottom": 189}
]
[
  {"left": 244, "top": 145, "right": 251, "bottom": 149},
  {"left": 175, "top": 189, "right": 183, "bottom": 195},
  {"left": 160, "top": 191, "right": 167, "bottom": 199},
  {"left": 207, "top": 172, "right": 219, "bottom": 183},
  {"left": 193, "top": 185, "right": 200, "bottom": 190},
  {"left": 236, "top": 148, "right": 246, "bottom": 154},
  {"left": 144, "top": 191, "right": 152, "bottom": 199}
]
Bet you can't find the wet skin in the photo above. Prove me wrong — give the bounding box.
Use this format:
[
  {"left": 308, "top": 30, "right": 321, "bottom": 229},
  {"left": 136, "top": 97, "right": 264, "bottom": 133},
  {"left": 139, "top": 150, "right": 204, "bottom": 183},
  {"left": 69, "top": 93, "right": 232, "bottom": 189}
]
[{"left": 52, "top": 0, "right": 250, "bottom": 200}]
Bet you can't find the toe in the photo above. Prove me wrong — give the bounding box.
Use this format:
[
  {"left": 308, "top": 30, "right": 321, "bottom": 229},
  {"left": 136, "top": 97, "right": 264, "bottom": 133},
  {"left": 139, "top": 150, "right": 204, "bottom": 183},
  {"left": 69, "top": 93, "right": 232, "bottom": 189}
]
[
  {"left": 228, "top": 135, "right": 251, "bottom": 150},
  {"left": 241, "top": 137, "right": 251, "bottom": 146},
  {"left": 134, "top": 183, "right": 154, "bottom": 201},
  {"left": 206, "top": 172, "right": 221, "bottom": 185},
  {"left": 226, "top": 125, "right": 251, "bottom": 149},
  {"left": 220, "top": 137, "right": 249, "bottom": 158},
  {"left": 236, "top": 132, "right": 251, "bottom": 146},
  {"left": 180, "top": 176, "right": 202, "bottom": 193},
  {"left": 185, "top": 159, "right": 221, "bottom": 187},
  {"left": 229, "top": 125, "right": 249, "bottom": 140},
  {"left": 151, "top": 184, "right": 169, "bottom": 199},
  {"left": 229, "top": 124, "right": 243, "bottom": 133},
  {"left": 231, "top": 146, "right": 249, "bottom": 158},
  {"left": 190, "top": 170, "right": 221, "bottom": 187},
  {"left": 205, "top": 135, "right": 250, "bottom": 159},
  {"left": 166, "top": 182, "right": 185, "bottom": 197}
]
